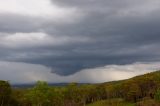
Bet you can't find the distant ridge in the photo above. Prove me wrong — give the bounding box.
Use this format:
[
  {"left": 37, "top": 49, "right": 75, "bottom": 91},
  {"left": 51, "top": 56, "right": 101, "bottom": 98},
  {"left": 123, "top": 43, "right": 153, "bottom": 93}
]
[{"left": 12, "top": 83, "right": 91, "bottom": 88}]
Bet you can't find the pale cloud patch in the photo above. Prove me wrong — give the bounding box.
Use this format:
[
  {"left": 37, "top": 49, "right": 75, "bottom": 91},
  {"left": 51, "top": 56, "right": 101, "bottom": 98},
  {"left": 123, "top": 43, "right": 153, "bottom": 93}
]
[
  {"left": 0, "top": 0, "right": 77, "bottom": 20},
  {"left": 0, "top": 32, "right": 90, "bottom": 48},
  {"left": 74, "top": 62, "right": 160, "bottom": 83}
]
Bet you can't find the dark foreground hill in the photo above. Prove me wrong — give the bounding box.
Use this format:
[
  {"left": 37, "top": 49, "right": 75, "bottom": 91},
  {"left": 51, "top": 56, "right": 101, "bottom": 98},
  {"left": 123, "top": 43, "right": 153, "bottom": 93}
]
[{"left": 1, "top": 70, "right": 160, "bottom": 106}]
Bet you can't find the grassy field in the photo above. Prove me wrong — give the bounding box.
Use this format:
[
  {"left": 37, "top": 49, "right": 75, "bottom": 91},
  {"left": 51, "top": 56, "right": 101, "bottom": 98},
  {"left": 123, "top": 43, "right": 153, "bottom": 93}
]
[{"left": 86, "top": 98, "right": 135, "bottom": 106}]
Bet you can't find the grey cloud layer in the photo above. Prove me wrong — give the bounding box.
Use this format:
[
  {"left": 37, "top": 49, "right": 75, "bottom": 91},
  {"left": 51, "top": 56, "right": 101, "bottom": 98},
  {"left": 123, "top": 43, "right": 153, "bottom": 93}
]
[{"left": 0, "top": 0, "right": 160, "bottom": 75}]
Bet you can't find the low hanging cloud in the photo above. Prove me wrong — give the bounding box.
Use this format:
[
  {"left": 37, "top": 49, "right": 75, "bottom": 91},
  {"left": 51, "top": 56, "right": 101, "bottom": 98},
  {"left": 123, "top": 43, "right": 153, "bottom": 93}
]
[
  {"left": 0, "top": 61, "right": 160, "bottom": 84},
  {"left": 0, "top": 0, "right": 160, "bottom": 81}
]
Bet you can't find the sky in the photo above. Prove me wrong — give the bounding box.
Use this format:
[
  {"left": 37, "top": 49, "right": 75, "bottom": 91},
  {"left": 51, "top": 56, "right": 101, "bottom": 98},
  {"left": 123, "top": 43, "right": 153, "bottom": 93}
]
[{"left": 0, "top": 0, "right": 160, "bottom": 84}]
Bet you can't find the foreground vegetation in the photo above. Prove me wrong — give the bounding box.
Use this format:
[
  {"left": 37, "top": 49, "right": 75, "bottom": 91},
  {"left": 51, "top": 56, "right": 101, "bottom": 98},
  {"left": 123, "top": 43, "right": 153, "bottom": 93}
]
[
  {"left": 1, "top": 70, "right": 160, "bottom": 106},
  {"left": 86, "top": 99, "right": 135, "bottom": 106}
]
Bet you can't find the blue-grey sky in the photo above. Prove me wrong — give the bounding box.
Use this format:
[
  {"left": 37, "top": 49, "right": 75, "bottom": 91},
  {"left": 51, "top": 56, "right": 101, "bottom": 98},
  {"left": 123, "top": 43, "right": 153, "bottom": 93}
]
[{"left": 0, "top": 0, "right": 160, "bottom": 83}]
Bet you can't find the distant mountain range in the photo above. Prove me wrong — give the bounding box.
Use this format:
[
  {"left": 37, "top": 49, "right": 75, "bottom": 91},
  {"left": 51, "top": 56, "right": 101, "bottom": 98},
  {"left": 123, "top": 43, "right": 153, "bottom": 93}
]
[{"left": 11, "top": 83, "right": 91, "bottom": 88}]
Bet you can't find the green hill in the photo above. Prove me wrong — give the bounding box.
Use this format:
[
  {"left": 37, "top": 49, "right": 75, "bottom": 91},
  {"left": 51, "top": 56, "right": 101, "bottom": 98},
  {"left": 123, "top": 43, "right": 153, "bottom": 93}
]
[{"left": 87, "top": 70, "right": 160, "bottom": 106}]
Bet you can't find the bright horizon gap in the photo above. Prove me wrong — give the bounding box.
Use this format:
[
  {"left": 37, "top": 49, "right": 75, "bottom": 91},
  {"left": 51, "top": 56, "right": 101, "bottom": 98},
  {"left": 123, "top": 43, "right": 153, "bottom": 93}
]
[{"left": 0, "top": 61, "right": 160, "bottom": 84}]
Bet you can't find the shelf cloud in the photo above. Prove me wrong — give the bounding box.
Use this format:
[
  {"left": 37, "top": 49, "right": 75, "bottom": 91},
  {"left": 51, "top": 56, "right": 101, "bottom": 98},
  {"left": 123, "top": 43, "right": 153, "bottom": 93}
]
[{"left": 0, "top": 0, "right": 160, "bottom": 83}]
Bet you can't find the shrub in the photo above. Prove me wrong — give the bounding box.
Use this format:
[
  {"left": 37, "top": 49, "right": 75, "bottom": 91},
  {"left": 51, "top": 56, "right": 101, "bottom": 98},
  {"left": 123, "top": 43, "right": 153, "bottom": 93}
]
[{"left": 154, "top": 89, "right": 160, "bottom": 102}]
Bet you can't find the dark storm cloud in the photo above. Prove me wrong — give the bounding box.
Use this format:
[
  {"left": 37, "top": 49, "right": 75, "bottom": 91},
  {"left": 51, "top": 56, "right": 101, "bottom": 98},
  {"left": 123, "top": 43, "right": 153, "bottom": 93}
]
[{"left": 0, "top": 0, "right": 160, "bottom": 75}]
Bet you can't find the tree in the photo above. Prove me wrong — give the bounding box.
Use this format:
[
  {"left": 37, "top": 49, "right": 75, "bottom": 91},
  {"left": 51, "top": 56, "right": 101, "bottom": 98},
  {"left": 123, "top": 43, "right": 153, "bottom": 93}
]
[
  {"left": 64, "top": 83, "right": 87, "bottom": 106},
  {"left": 154, "top": 89, "right": 160, "bottom": 102},
  {"left": 26, "top": 81, "right": 54, "bottom": 106},
  {"left": 0, "top": 81, "right": 12, "bottom": 106}
]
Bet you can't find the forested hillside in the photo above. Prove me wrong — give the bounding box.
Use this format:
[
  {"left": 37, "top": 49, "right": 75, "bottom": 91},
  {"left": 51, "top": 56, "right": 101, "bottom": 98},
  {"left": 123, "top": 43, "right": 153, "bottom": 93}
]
[{"left": 1, "top": 70, "right": 160, "bottom": 106}]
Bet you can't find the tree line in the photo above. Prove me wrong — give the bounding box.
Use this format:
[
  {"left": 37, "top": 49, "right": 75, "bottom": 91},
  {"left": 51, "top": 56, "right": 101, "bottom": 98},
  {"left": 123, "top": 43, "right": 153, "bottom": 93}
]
[{"left": 1, "top": 70, "right": 160, "bottom": 106}]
